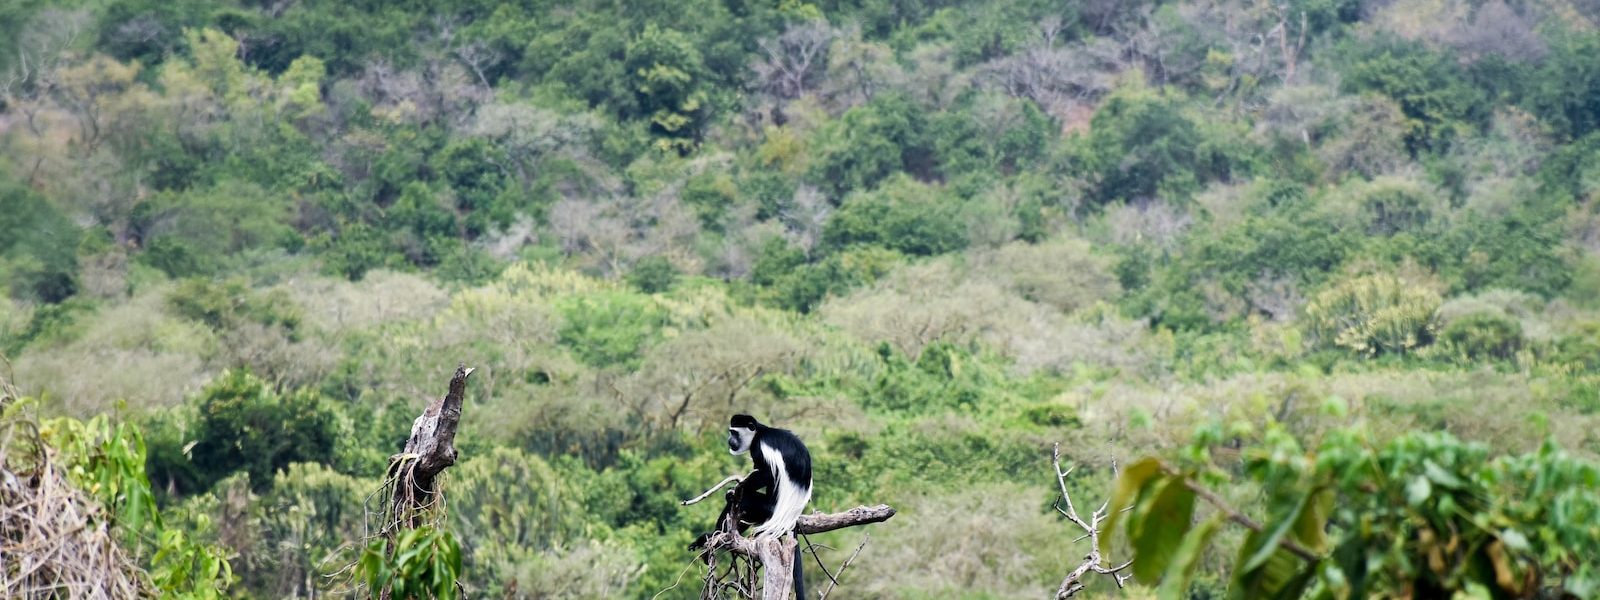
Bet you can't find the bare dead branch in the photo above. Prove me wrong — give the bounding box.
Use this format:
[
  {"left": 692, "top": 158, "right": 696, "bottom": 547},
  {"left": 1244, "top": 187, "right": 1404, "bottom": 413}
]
[
  {"left": 683, "top": 471, "right": 754, "bottom": 506},
  {"left": 795, "top": 505, "right": 896, "bottom": 535},
  {"left": 343, "top": 365, "right": 475, "bottom": 599},
  {"left": 1052, "top": 443, "right": 1134, "bottom": 599},
  {"left": 393, "top": 364, "right": 474, "bottom": 520},
  {"left": 1, "top": 404, "right": 150, "bottom": 599}
]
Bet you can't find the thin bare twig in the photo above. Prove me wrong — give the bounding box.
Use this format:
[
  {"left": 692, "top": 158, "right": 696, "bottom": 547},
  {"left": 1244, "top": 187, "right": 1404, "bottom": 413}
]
[
  {"left": 817, "top": 534, "right": 868, "bottom": 600},
  {"left": 801, "top": 534, "right": 839, "bottom": 588},
  {"left": 682, "top": 471, "right": 754, "bottom": 506}
]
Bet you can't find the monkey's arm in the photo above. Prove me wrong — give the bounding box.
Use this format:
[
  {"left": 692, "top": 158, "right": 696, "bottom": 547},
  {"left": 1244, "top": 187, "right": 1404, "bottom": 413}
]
[
  {"left": 739, "top": 466, "right": 774, "bottom": 494},
  {"left": 689, "top": 469, "right": 777, "bottom": 552}
]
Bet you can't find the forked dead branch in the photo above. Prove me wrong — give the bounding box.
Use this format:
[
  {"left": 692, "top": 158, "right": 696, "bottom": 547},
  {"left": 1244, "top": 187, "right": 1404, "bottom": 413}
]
[
  {"left": 1050, "top": 443, "right": 1134, "bottom": 599},
  {"left": 386, "top": 364, "right": 475, "bottom": 531},
  {"left": 683, "top": 473, "right": 895, "bottom": 599}
]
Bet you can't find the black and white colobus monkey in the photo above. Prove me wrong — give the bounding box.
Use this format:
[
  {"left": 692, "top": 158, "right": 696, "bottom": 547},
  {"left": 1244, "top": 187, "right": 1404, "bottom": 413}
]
[{"left": 690, "top": 414, "right": 812, "bottom": 597}]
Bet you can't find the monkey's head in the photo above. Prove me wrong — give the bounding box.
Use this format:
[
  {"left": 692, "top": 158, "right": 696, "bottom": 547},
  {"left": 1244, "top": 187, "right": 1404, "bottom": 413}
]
[{"left": 728, "top": 414, "right": 760, "bottom": 455}]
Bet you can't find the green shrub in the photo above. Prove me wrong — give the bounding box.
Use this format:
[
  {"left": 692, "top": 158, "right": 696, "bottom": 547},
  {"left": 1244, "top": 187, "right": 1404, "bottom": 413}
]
[
  {"left": 1336, "top": 36, "right": 1488, "bottom": 152},
  {"left": 1077, "top": 85, "right": 1256, "bottom": 205},
  {"left": 822, "top": 176, "right": 967, "bottom": 256},
  {"left": 626, "top": 256, "right": 679, "bottom": 293},
  {"left": 2, "top": 297, "right": 95, "bottom": 354},
  {"left": 1322, "top": 176, "right": 1446, "bottom": 236},
  {"left": 188, "top": 370, "right": 342, "bottom": 491},
  {"left": 167, "top": 278, "right": 301, "bottom": 334},
  {"left": 1438, "top": 312, "right": 1523, "bottom": 360},
  {"left": 807, "top": 94, "right": 930, "bottom": 197},
  {"left": 1305, "top": 273, "right": 1441, "bottom": 356},
  {"left": 1551, "top": 322, "right": 1600, "bottom": 371},
  {"left": 555, "top": 293, "right": 670, "bottom": 369},
  {"left": 1112, "top": 426, "right": 1600, "bottom": 599},
  {"left": 1412, "top": 209, "right": 1573, "bottom": 298},
  {"left": 0, "top": 182, "right": 80, "bottom": 302},
  {"left": 767, "top": 246, "right": 902, "bottom": 313},
  {"left": 1019, "top": 403, "right": 1081, "bottom": 428},
  {"left": 23, "top": 402, "right": 236, "bottom": 596}
]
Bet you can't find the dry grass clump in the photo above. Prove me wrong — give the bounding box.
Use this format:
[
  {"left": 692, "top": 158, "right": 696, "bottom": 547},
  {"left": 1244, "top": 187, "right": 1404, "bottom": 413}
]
[{"left": 0, "top": 400, "right": 148, "bottom": 598}]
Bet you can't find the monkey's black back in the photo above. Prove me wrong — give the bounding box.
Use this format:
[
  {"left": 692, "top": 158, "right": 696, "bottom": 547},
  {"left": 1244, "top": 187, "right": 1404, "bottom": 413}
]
[{"left": 752, "top": 427, "right": 811, "bottom": 490}]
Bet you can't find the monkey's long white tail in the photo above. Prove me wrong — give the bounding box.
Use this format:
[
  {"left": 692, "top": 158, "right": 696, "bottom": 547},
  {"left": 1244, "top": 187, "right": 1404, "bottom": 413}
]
[{"left": 753, "top": 448, "right": 811, "bottom": 539}]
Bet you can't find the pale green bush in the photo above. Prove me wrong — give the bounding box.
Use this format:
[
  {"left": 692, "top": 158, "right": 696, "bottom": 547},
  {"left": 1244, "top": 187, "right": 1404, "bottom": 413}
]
[
  {"left": 259, "top": 463, "right": 375, "bottom": 595},
  {"left": 1439, "top": 288, "right": 1551, "bottom": 341},
  {"left": 1001, "top": 308, "right": 1164, "bottom": 377},
  {"left": 1320, "top": 175, "right": 1447, "bottom": 236},
  {"left": 15, "top": 289, "right": 215, "bottom": 413},
  {"left": 822, "top": 258, "right": 1159, "bottom": 376},
  {"left": 821, "top": 266, "right": 1033, "bottom": 359},
  {"left": 1304, "top": 273, "right": 1442, "bottom": 355},
  {"left": 280, "top": 270, "right": 448, "bottom": 334},
  {"left": 450, "top": 447, "right": 585, "bottom": 554},
  {"left": 471, "top": 539, "right": 642, "bottom": 599},
  {"left": 621, "top": 314, "right": 808, "bottom": 432},
  {"left": 0, "top": 296, "right": 31, "bottom": 345},
  {"left": 447, "top": 447, "right": 643, "bottom": 597},
  {"left": 851, "top": 483, "right": 1063, "bottom": 599},
  {"left": 970, "top": 238, "right": 1122, "bottom": 314}
]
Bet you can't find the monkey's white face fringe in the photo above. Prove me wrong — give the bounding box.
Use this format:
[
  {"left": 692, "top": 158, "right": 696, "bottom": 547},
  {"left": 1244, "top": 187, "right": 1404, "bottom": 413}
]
[
  {"left": 729, "top": 427, "right": 755, "bottom": 455},
  {"left": 753, "top": 444, "right": 811, "bottom": 539}
]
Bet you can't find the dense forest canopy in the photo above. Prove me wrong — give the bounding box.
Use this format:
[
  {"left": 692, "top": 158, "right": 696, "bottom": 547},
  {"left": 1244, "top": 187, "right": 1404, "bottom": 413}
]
[{"left": 2, "top": 0, "right": 1600, "bottom": 597}]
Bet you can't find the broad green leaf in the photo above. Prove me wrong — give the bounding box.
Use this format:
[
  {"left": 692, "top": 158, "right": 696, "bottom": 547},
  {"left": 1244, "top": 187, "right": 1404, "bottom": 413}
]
[
  {"left": 1157, "top": 513, "right": 1227, "bottom": 600},
  {"left": 1099, "top": 457, "right": 1166, "bottom": 556},
  {"left": 1244, "top": 490, "right": 1312, "bottom": 572},
  {"left": 1292, "top": 487, "right": 1335, "bottom": 554},
  {"left": 1231, "top": 533, "right": 1313, "bottom": 600},
  {"left": 1271, "top": 562, "right": 1318, "bottom": 600},
  {"left": 1131, "top": 476, "right": 1198, "bottom": 582}
]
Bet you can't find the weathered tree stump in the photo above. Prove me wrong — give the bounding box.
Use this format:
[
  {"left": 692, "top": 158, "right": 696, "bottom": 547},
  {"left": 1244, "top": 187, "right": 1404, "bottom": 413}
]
[{"left": 386, "top": 364, "right": 474, "bottom": 529}]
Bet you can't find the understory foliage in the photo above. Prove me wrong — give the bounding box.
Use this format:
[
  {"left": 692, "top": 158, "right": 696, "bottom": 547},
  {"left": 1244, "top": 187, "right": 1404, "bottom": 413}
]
[
  {"left": 357, "top": 527, "right": 463, "bottom": 600},
  {"left": 3, "top": 0, "right": 1600, "bottom": 597},
  {"left": 1109, "top": 421, "right": 1600, "bottom": 599}
]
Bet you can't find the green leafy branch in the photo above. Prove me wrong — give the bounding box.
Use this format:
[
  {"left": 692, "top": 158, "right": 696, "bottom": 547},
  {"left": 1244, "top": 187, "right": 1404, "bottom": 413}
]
[{"left": 1104, "top": 424, "right": 1600, "bottom": 599}]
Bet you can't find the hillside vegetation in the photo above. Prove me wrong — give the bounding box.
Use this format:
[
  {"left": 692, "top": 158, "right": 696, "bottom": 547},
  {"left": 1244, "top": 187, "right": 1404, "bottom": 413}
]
[{"left": 2, "top": 0, "right": 1600, "bottom": 597}]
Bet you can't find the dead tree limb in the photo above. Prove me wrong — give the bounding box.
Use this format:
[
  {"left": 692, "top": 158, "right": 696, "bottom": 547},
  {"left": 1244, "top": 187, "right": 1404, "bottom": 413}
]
[
  {"left": 683, "top": 471, "right": 754, "bottom": 506},
  {"left": 687, "top": 481, "right": 895, "bottom": 600},
  {"left": 1052, "top": 443, "right": 1133, "bottom": 599}
]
